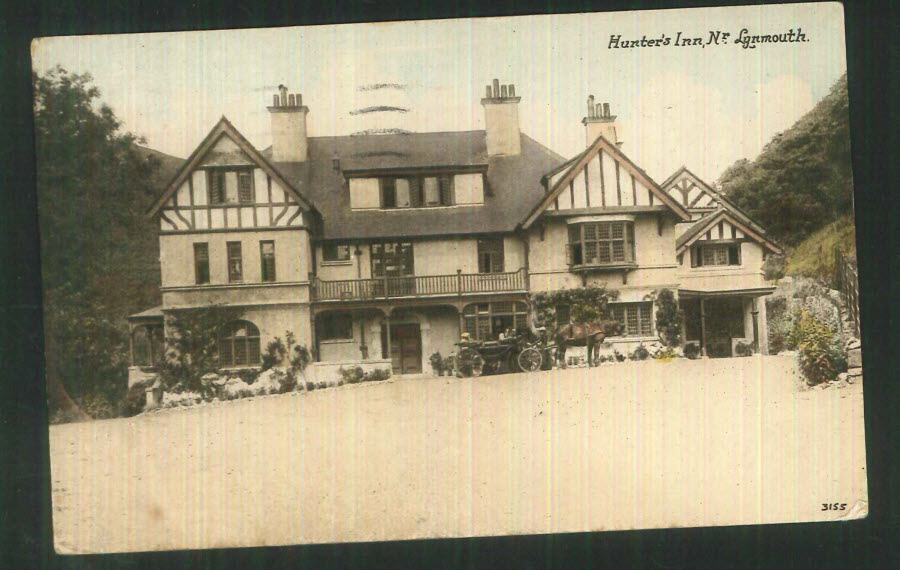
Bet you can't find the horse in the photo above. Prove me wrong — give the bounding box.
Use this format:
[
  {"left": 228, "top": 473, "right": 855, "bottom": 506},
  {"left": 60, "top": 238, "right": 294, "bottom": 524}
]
[{"left": 554, "top": 319, "right": 623, "bottom": 368}]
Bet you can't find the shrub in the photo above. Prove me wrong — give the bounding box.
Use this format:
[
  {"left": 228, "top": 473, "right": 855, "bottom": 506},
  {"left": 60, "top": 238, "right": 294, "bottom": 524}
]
[
  {"left": 653, "top": 289, "right": 684, "bottom": 347},
  {"left": 629, "top": 345, "right": 650, "bottom": 361},
  {"left": 305, "top": 382, "right": 316, "bottom": 391},
  {"left": 614, "top": 350, "right": 626, "bottom": 362},
  {"left": 654, "top": 347, "right": 679, "bottom": 361},
  {"left": 531, "top": 284, "right": 619, "bottom": 331},
  {"left": 366, "top": 368, "right": 391, "bottom": 381},
  {"left": 791, "top": 309, "right": 843, "bottom": 385},
  {"left": 120, "top": 377, "right": 157, "bottom": 417},
  {"left": 339, "top": 366, "right": 366, "bottom": 384},
  {"left": 160, "top": 304, "right": 246, "bottom": 392},
  {"left": 683, "top": 342, "right": 701, "bottom": 360},
  {"left": 262, "top": 337, "right": 287, "bottom": 371},
  {"left": 429, "top": 352, "right": 444, "bottom": 374},
  {"left": 734, "top": 342, "right": 754, "bottom": 357}
]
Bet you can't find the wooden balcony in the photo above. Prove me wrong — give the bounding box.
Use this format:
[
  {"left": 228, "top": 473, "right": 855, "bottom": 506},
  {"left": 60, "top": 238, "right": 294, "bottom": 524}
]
[{"left": 311, "top": 268, "right": 528, "bottom": 302}]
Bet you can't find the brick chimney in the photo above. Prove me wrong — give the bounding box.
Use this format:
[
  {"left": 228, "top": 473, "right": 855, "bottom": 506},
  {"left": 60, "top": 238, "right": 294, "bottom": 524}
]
[
  {"left": 481, "top": 78, "right": 521, "bottom": 156},
  {"left": 582, "top": 95, "right": 621, "bottom": 148},
  {"left": 267, "top": 84, "right": 309, "bottom": 162}
]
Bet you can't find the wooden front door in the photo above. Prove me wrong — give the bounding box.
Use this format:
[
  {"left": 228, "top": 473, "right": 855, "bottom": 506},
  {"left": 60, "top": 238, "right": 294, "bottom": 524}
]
[{"left": 390, "top": 324, "right": 422, "bottom": 374}]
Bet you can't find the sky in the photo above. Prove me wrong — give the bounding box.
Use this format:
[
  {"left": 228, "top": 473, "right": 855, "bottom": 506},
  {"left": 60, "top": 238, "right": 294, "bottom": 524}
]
[{"left": 32, "top": 2, "right": 846, "bottom": 183}]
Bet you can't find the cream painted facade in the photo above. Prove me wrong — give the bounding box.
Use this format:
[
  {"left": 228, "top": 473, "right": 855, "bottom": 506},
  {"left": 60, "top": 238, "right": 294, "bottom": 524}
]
[
  {"left": 315, "top": 235, "right": 525, "bottom": 281},
  {"left": 133, "top": 89, "right": 781, "bottom": 385},
  {"left": 348, "top": 172, "right": 484, "bottom": 210},
  {"left": 528, "top": 215, "right": 680, "bottom": 298}
]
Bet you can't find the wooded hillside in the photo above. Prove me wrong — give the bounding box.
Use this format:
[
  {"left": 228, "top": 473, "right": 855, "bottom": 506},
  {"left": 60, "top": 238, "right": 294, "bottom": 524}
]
[{"left": 717, "top": 75, "right": 853, "bottom": 248}]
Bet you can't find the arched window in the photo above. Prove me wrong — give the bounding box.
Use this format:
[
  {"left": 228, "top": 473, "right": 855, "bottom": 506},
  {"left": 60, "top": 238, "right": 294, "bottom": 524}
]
[
  {"left": 462, "top": 301, "right": 529, "bottom": 341},
  {"left": 219, "top": 320, "right": 261, "bottom": 367}
]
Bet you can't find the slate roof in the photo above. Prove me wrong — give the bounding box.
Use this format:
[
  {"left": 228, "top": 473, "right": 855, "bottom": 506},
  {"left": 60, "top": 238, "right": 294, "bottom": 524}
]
[{"left": 264, "top": 131, "right": 566, "bottom": 240}]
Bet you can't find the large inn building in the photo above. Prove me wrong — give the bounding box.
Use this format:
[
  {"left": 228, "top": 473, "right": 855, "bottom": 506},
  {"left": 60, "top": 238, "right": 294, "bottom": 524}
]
[{"left": 127, "top": 80, "right": 782, "bottom": 382}]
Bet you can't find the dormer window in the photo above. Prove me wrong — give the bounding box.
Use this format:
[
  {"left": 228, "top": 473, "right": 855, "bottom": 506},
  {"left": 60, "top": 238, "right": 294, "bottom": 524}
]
[
  {"left": 208, "top": 168, "right": 255, "bottom": 205},
  {"left": 380, "top": 175, "right": 454, "bottom": 209}
]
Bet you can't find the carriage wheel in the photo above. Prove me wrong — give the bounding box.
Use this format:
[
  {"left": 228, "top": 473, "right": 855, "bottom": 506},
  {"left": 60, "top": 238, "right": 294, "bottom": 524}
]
[
  {"left": 517, "top": 347, "right": 543, "bottom": 372},
  {"left": 455, "top": 349, "right": 484, "bottom": 377}
]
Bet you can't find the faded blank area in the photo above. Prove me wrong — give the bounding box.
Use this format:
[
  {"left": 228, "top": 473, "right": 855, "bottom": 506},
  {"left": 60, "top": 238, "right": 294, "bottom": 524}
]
[{"left": 50, "top": 355, "right": 867, "bottom": 554}]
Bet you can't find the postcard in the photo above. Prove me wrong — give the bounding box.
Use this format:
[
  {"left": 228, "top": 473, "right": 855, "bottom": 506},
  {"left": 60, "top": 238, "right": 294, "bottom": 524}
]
[{"left": 33, "top": 2, "right": 865, "bottom": 554}]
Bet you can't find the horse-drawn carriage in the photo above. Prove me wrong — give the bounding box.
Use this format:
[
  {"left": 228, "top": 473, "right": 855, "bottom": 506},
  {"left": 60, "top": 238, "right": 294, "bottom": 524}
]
[{"left": 451, "top": 319, "right": 624, "bottom": 377}]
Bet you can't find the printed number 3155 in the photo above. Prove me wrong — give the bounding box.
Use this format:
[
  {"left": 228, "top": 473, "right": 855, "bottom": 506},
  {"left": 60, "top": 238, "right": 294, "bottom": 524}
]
[{"left": 822, "top": 503, "right": 847, "bottom": 511}]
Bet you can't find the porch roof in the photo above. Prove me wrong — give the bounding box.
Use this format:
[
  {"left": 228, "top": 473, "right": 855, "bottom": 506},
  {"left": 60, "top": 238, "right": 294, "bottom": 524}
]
[
  {"left": 679, "top": 286, "right": 777, "bottom": 298},
  {"left": 127, "top": 305, "right": 164, "bottom": 322}
]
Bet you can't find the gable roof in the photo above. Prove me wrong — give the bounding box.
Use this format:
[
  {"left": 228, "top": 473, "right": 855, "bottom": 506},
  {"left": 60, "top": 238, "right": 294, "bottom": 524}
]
[
  {"left": 265, "top": 131, "right": 567, "bottom": 240},
  {"left": 676, "top": 208, "right": 783, "bottom": 255},
  {"left": 520, "top": 135, "right": 691, "bottom": 229},
  {"left": 146, "top": 117, "right": 319, "bottom": 217},
  {"left": 662, "top": 166, "right": 766, "bottom": 235}
]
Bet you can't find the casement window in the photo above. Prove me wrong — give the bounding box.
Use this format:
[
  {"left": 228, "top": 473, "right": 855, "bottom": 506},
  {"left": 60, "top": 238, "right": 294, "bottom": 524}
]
[
  {"left": 226, "top": 241, "right": 243, "bottom": 282},
  {"left": 555, "top": 304, "right": 571, "bottom": 327},
  {"left": 208, "top": 168, "right": 254, "bottom": 205},
  {"left": 566, "top": 221, "right": 636, "bottom": 267},
  {"left": 194, "top": 243, "right": 210, "bottom": 284},
  {"left": 219, "top": 320, "right": 261, "bottom": 367},
  {"left": 238, "top": 171, "right": 254, "bottom": 203},
  {"left": 477, "top": 238, "right": 505, "bottom": 273},
  {"left": 322, "top": 243, "right": 351, "bottom": 262},
  {"left": 209, "top": 171, "right": 226, "bottom": 204},
  {"left": 462, "top": 301, "right": 529, "bottom": 341},
  {"left": 691, "top": 243, "right": 741, "bottom": 267},
  {"left": 371, "top": 242, "right": 414, "bottom": 277},
  {"left": 260, "top": 241, "right": 276, "bottom": 282},
  {"left": 610, "top": 302, "right": 653, "bottom": 337},
  {"left": 379, "top": 175, "right": 454, "bottom": 209},
  {"left": 319, "top": 313, "right": 353, "bottom": 341}
]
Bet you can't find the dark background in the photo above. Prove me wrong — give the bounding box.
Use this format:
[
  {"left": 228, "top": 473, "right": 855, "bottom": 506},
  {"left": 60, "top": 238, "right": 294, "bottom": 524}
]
[{"left": 1, "top": 0, "right": 897, "bottom": 568}]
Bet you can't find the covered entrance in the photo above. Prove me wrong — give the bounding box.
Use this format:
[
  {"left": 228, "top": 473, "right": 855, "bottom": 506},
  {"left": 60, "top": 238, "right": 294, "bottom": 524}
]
[
  {"left": 681, "top": 287, "right": 775, "bottom": 358},
  {"left": 386, "top": 323, "right": 422, "bottom": 374}
]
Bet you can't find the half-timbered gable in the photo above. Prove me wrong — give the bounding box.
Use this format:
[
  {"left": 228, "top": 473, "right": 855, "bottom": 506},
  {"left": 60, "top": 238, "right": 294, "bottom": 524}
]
[
  {"left": 147, "top": 117, "right": 318, "bottom": 234},
  {"left": 522, "top": 135, "right": 691, "bottom": 228},
  {"left": 676, "top": 208, "right": 782, "bottom": 259}
]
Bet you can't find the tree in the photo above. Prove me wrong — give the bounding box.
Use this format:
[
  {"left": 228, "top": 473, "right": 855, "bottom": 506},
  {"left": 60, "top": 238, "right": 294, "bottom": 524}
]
[
  {"left": 717, "top": 75, "right": 853, "bottom": 246},
  {"left": 34, "top": 66, "right": 172, "bottom": 419},
  {"left": 651, "top": 289, "right": 684, "bottom": 347}
]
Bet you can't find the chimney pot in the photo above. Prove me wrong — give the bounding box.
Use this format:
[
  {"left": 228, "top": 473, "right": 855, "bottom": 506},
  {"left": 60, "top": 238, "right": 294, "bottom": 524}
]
[
  {"left": 603, "top": 102, "right": 610, "bottom": 117},
  {"left": 500, "top": 85, "right": 508, "bottom": 98},
  {"left": 297, "top": 94, "right": 302, "bottom": 106},
  {"left": 492, "top": 78, "right": 500, "bottom": 98},
  {"left": 486, "top": 85, "right": 492, "bottom": 98},
  {"left": 595, "top": 103, "right": 602, "bottom": 117},
  {"left": 288, "top": 94, "right": 295, "bottom": 106},
  {"left": 509, "top": 84, "right": 515, "bottom": 97},
  {"left": 273, "top": 94, "right": 280, "bottom": 107},
  {"left": 587, "top": 95, "right": 595, "bottom": 118}
]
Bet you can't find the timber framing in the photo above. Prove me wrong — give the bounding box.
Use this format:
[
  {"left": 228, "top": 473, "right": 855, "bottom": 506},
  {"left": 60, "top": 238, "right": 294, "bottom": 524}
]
[
  {"left": 521, "top": 134, "right": 690, "bottom": 229},
  {"left": 662, "top": 166, "right": 766, "bottom": 234},
  {"left": 676, "top": 208, "right": 783, "bottom": 255},
  {"left": 146, "top": 116, "right": 319, "bottom": 218}
]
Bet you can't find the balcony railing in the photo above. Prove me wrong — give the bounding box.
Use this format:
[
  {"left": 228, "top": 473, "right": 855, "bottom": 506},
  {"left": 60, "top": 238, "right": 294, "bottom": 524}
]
[{"left": 311, "top": 268, "right": 527, "bottom": 302}]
